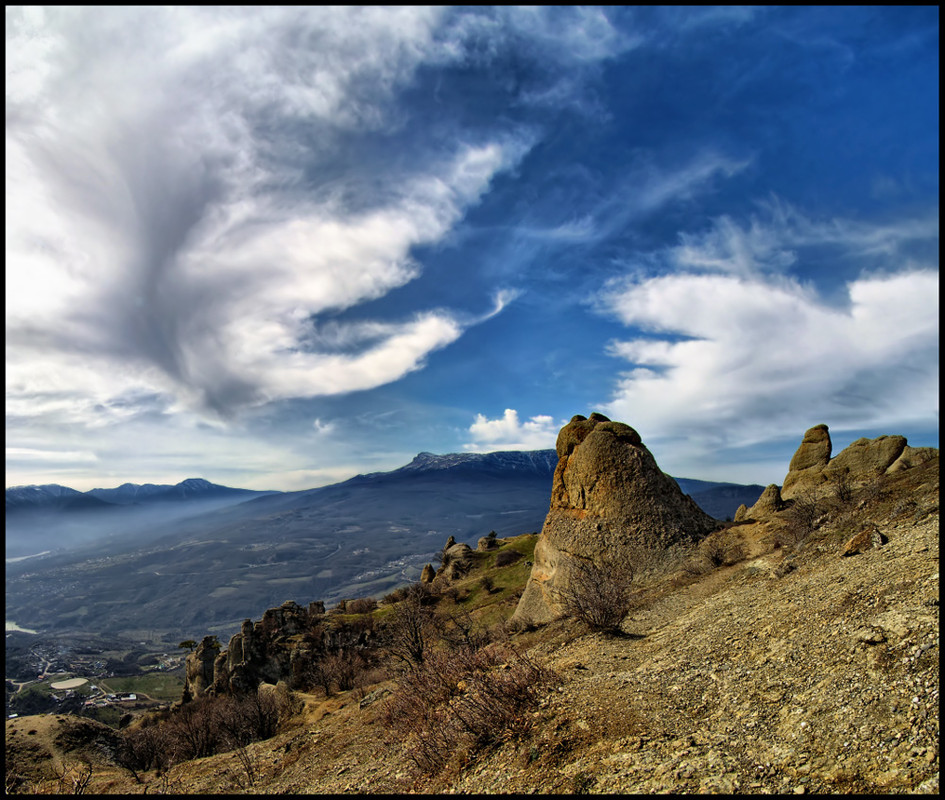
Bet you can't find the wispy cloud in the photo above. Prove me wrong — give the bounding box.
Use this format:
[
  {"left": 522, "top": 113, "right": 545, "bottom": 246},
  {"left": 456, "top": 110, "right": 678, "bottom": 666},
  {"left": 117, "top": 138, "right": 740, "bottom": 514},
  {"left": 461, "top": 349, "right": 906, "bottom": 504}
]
[
  {"left": 668, "top": 197, "right": 939, "bottom": 277},
  {"left": 6, "top": 448, "right": 99, "bottom": 465},
  {"left": 463, "top": 409, "right": 561, "bottom": 452},
  {"left": 6, "top": 7, "right": 532, "bottom": 425}
]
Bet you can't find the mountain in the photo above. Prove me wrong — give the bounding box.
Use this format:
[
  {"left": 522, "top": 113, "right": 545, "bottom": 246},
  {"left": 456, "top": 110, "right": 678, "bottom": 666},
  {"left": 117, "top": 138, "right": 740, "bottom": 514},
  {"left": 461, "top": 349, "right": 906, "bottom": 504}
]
[
  {"left": 4, "top": 479, "right": 280, "bottom": 561},
  {"left": 5, "top": 484, "right": 114, "bottom": 513},
  {"left": 673, "top": 478, "right": 766, "bottom": 520},
  {"left": 5, "top": 425, "right": 938, "bottom": 796}
]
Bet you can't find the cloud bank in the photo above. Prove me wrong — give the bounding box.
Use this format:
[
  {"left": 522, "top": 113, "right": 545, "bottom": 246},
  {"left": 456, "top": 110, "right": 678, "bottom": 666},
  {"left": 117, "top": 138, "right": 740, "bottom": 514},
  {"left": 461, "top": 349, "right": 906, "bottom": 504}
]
[
  {"left": 600, "top": 203, "right": 939, "bottom": 462},
  {"left": 5, "top": 7, "right": 532, "bottom": 425}
]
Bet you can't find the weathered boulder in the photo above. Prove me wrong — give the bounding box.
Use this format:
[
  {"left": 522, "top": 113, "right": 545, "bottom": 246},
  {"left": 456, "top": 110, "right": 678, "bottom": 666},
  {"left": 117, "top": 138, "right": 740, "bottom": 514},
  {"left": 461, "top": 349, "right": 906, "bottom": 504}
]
[
  {"left": 477, "top": 537, "right": 498, "bottom": 551},
  {"left": 747, "top": 484, "right": 784, "bottom": 518},
  {"left": 841, "top": 527, "right": 888, "bottom": 557},
  {"left": 437, "top": 542, "right": 473, "bottom": 582},
  {"left": 781, "top": 424, "right": 832, "bottom": 499},
  {"left": 886, "top": 445, "right": 938, "bottom": 474},
  {"left": 778, "top": 424, "right": 936, "bottom": 506},
  {"left": 420, "top": 563, "right": 435, "bottom": 583},
  {"left": 512, "top": 413, "right": 717, "bottom": 626},
  {"left": 733, "top": 504, "right": 749, "bottom": 523},
  {"left": 826, "top": 435, "right": 907, "bottom": 480}
]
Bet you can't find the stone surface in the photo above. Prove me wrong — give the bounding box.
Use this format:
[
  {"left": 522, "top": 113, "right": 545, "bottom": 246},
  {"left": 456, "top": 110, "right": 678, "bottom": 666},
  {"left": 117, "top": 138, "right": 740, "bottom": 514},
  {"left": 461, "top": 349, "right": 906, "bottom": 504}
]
[
  {"left": 513, "top": 414, "right": 717, "bottom": 626},
  {"left": 827, "top": 436, "right": 907, "bottom": 481},
  {"left": 420, "top": 563, "right": 435, "bottom": 583},
  {"left": 774, "top": 424, "right": 936, "bottom": 506},
  {"left": 841, "top": 527, "right": 888, "bottom": 557},
  {"left": 781, "top": 425, "right": 832, "bottom": 499},
  {"left": 746, "top": 484, "right": 784, "bottom": 518}
]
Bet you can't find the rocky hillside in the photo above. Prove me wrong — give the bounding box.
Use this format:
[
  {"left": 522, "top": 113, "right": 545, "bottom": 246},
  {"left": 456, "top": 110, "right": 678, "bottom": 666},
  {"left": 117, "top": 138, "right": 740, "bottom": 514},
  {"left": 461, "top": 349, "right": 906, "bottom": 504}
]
[{"left": 5, "top": 419, "right": 938, "bottom": 795}]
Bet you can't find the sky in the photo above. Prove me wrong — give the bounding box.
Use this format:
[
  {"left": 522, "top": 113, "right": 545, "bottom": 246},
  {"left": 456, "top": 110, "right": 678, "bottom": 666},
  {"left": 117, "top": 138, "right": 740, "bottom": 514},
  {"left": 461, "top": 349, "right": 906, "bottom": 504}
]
[{"left": 6, "top": 6, "right": 939, "bottom": 492}]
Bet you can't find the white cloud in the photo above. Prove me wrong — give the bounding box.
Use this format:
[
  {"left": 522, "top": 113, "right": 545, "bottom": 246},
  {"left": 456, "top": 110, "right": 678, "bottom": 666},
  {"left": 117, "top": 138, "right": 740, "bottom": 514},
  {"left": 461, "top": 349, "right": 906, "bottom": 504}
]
[
  {"left": 5, "top": 7, "right": 530, "bottom": 425},
  {"left": 464, "top": 409, "right": 561, "bottom": 452},
  {"left": 601, "top": 269, "right": 939, "bottom": 450}
]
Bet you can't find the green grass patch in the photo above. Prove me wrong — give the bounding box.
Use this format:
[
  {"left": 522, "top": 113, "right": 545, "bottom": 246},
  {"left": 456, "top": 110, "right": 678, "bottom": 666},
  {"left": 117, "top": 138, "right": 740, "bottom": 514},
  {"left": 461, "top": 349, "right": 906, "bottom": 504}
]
[{"left": 98, "top": 670, "right": 185, "bottom": 701}]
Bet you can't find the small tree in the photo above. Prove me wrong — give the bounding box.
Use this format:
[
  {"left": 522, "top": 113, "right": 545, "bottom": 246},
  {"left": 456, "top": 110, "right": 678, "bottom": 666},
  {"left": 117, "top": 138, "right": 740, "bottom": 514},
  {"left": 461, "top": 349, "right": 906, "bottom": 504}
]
[
  {"left": 178, "top": 640, "right": 197, "bottom": 653},
  {"left": 554, "top": 558, "right": 635, "bottom": 635}
]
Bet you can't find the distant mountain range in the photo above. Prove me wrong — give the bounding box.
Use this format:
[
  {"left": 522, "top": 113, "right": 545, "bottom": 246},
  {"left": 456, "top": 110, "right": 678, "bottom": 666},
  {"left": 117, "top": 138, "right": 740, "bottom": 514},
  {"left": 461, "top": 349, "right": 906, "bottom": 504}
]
[
  {"left": 6, "top": 478, "right": 274, "bottom": 513},
  {"left": 5, "top": 450, "right": 763, "bottom": 641}
]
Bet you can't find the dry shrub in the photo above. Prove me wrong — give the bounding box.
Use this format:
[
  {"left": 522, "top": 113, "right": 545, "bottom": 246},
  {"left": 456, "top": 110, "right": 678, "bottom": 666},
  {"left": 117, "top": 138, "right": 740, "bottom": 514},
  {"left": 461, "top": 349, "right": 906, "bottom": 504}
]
[
  {"left": 554, "top": 558, "right": 635, "bottom": 634},
  {"left": 495, "top": 550, "right": 522, "bottom": 567},
  {"left": 118, "top": 689, "right": 288, "bottom": 773},
  {"left": 383, "top": 642, "right": 557, "bottom": 775},
  {"left": 384, "top": 589, "right": 437, "bottom": 666},
  {"left": 383, "top": 586, "right": 410, "bottom": 605},
  {"left": 346, "top": 596, "right": 378, "bottom": 615},
  {"left": 696, "top": 532, "right": 748, "bottom": 569},
  {"left": 775, "top": 491, "right": 821, "bottom": 550}
]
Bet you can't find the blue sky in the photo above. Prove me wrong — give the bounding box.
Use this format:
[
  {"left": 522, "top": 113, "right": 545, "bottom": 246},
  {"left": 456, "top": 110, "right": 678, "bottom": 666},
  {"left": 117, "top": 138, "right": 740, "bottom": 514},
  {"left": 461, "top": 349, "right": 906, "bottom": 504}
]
[{"left": 6, "top": 6, "right": 939, "bottom": 491}]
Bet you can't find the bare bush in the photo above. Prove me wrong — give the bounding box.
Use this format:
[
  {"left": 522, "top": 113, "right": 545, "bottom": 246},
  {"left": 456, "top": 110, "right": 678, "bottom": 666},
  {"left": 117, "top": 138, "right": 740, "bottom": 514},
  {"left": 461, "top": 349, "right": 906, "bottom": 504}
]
[
  {"left": 495, "top": 549, "right": 522, "bottom": 567},
  {"left": 554, "top": 558, "right": 635, "bottom": 634},
  {"left": 438, "top": 608, "right": 490, "bottom": 651},
  {"left": 777, "top": 491, "right": 821, "bottom": 550},
  {"left": 383, "top": 586, "right": 410, "bottom": 605},
  {"left": 385, "top": 590, "right": 437, "bottom": 666},
  {"left": 383, "top": 642, "right": 557, "bottom": 775},
  {"left": 346, "top": 597, "right": 378, "bottom": 615},
  {"left": 699, "top": 533, "right": 748, "bottom": 568},
  {"left": 829, "top": 467, "right": 855, "bottom": 505}
]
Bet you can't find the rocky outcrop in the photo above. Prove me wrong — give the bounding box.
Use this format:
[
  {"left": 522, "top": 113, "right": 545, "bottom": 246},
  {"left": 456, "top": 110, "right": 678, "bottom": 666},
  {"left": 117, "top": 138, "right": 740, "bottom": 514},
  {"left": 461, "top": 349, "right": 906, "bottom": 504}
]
[
  {"left": 420, "top": 563, "right": 435, "bottom": 583},
  {"left": 477, "top": 533, "right": 499, "bottom": 551},
  {"left": 775, "top": 424, "right": 936, "bottom": 506},
  {"left": 182, "top": 635, "right": 221, "bottom": 702},
  {"left": 780, "top": 424, "right": 832, "bottom": 499},
  {"left": 746, "top": 484, "right": 784, "bottom": 518},
  {"left": 512, "top": 414, "right": 717, "bottom": 626},
  {"left": 437, "top": 541, "right": 474, "bottom": 582},
  {"left": 182, "top": 599, "right": 353, "bottom": 701}
]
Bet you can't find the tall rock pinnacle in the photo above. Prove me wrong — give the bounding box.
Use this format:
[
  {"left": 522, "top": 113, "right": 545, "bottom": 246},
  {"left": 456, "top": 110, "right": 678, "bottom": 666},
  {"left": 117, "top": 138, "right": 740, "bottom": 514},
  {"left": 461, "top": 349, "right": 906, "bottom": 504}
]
[{"left": 512, "top": 413, "right": 717, "bottom": 626}]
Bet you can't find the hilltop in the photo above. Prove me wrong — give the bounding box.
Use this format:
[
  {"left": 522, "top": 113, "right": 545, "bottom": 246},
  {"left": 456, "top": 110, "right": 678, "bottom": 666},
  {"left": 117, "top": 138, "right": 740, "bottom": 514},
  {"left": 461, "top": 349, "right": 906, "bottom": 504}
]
[{"left": 5, "top": 421, "right": 938, "bottom": 794}]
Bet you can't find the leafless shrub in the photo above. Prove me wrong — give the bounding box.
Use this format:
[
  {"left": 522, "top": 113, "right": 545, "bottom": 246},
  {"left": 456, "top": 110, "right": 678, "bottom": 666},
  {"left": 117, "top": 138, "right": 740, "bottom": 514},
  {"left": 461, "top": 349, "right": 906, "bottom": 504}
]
[
  {"left": 383, "top": 642, "right": 557, "bottom": 775},
  {"left": 385, "top": 590, "right": 437, "bottom": 666},
  {"left": 697, "top": 533, "right": 748, "bottom": 569},
  {"left": 776, "top": 491, "right": 821, "bottom": 550},
  {"left": 829, "top": 467, "right": 855, "bottom": 505},
  {"left": 479, "top": 575, "right": 495, "bottom": 594},
  {"left": 438, "top": 608, "right": 490, "bottom": 652},
  {"left": 554, "top": 558, "right": 635, "bottom": 634},
  {"left": 51, "top": 760, "right": 94, "bottom": 795},
  {"left": 383, "top": 585, "right": 410, "bottom": 605},
  {"left": 346, "top": 597, "right": 378, "bottom": 615},
  {"left": 232, "top": 743, "right": 257, "bottom": 789},
  {"left": 495, "top": 549, "right": 522, "bottom": 567}
]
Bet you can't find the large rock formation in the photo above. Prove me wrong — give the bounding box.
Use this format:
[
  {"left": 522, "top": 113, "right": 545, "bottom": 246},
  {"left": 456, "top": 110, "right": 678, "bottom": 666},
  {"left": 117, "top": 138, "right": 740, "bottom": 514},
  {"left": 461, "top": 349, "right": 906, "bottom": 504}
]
[
  {"left": 183, "top": 598, "right": 371, "bottom": 701},
  {"left": 512, "top": 413, "right": 717, "bottom": 626},
  {"left": 778, "top": 425, "right": 936, "bottom": 503},
  {"left": 780, "top": 424, "right": 832, "bottom": 499}
]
